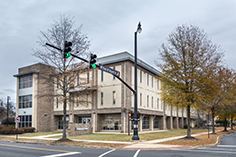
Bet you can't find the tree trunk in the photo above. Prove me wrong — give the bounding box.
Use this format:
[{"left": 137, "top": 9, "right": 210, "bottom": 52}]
[
  {"left": 231, "top": 117, "right": 234, "bottom": 130},
  {"left": 62, "top": 57, "right": 67, "bottom": 139},
  {"left": 187, "top": 105, "right": 191, "bottom": 137},
  {"left": 211, "top": 107, "right": 215, "bottom": 134},
  {"left": 224, "top": 117, "right": 227, "bottom": 131}
]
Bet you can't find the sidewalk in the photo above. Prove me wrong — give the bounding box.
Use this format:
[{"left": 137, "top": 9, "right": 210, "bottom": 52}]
[{"left": 0, "top": 130, "right": 224, "bottom": 150}]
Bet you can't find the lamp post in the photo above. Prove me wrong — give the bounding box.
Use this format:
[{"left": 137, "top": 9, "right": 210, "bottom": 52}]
[{"left": 132, "top": 22, "right": 142, "bottom": 140}]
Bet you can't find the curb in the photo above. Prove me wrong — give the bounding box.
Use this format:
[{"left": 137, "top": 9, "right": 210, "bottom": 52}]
[{"left": 194, "top": 131, "right": 233, "bottom": 149}]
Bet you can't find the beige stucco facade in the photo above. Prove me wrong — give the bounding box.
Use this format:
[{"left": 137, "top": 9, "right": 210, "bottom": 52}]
[{"left": 14, "top": 52, "right": 197, "bottom": 133}]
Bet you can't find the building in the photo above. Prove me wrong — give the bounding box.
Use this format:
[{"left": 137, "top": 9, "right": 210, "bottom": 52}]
[{"left": 14, "top": 52, "right": 196, "bottom": 133}]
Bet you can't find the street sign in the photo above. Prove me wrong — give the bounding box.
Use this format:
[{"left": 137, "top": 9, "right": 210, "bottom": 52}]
[
  {"left": 15, "top": 117, "right": 20, "bottom": 123},
  {"left": 99, "top": 65, "right": 120, "bottom": 77}
]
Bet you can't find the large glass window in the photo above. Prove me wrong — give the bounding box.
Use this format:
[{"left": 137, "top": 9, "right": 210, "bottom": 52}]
[
  {"left": 101, "top": 114, "right": 121, "bottom": 130},
  {"left": 140, "top": 71, "right": 142, "bottom": 83},
  {"left": 157, "top": 98, "right": 159, "bottom": 109},
  {"left": 142, "top": 116, "right": 149, "bottom": 129},
  {"left": 19, "top": 115, "right": 32, "bottom": 127},
  {"left": 19, "top": 95, "right": 32, "bottom": 108},
  {"left": 19, "top": 75, "right": 32, "bottom": 89},
  {"left": 147, "top": 95, "right": 149, "bottom": 107},
  {"left": 58, "top": 116, "right": 69, "bottom": 129},
  {"left": 154, "top": 117, "right": 159, "bottom": 129}
]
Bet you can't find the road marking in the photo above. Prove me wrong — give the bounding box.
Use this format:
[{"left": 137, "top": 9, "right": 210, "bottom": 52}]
[
  {"left": 0, "top": 143, "right": 70, "bottom": 153},
  {"left": 217, "top": 145, "right": 236, "bottom": 148},
  {"left": 133, "top": 150, "right": 140, "bottom": 157},
  {"left": 177, "top": 149, "right": 236, "bottom": 154},
  {"left": 40, "top": 152, "right": 81, "bottom": 157},
  {"left": 98, "top": 149, "right": 116, "bottom": 157}
]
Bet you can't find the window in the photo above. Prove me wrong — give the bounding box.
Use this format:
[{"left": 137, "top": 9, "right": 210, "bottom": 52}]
[
  {"left": 19, "top": 75, "right": 32, "bottom": 89},
  {"left": 142, "top": 116, "right": 149, "bottom": 129},
  {"left": 157, "top": 98, "right": 159, "bottom": 109},
  {"left": 101, "top": 92, "right": 103, "bottom": 105},
  {"left": 152, "top": 77, "right": 153, "bottom": 87},
  {"left": 154, "top": 117, "right": 159, "bottom": 129},
  {"left": 58, "top": 116, "right": 68, "bottom": 129},
  {"left": 157, "top": 79, "right": 160, "bottom": 90},
  {"left": 19, "top": 115, "right": 32, "bottom": 128},
  {"left": 152, "top": 97, "right": 153, "bottom": 108},
  {"left": 140, "top": 93, "right": 142, "bottom": 107},
  {"left": 147, "top": 74, "right": 149, "bottom": 86},
  {"left": 140, "top": 71, "right": 142, "bottom": 83},
  {"left": 101, "top": 70, "right": 103, "bottom": 82},
  {"left": 87, "top": 94, "right": 89, "bottom": 106},
  {"left": 19, "top": 95, "right": 32, "bottom": 108},
  {"left": 147, "top": 95, "right": 149, "bottom": 107},
  {"left": 56, "top": 77, "right": 59, "bottom": 88},
  {"left": 113, "top": 67, "right": 115, "bottom": 80},
  {"left": 56, "top": 97, "right": 58, "bottom": 108},
  {"left": 87, "top": 72, "right": 89, "bottom": 83},
  {"left": 76, "top": 95, "right": 79, "bottom": 107},
  {"left": 101, "top": 114, "right": 121, "bottom": 130},
  {"left": 77, "top": 75, "right": 79, "bottom": 86},
  {"left": 113, "top": 91, "right": 116, "bottom": 105}
]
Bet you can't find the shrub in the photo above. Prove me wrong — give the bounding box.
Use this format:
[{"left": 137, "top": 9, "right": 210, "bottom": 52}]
[
  {"left": 23, "top": 127, "right": 35, "bottom": 133},
  {"left": 2, "top": 117, "right": 15, "bottom": 125},
  {"left": 0, "top": 127, "right": 24, "bottom": 135}
]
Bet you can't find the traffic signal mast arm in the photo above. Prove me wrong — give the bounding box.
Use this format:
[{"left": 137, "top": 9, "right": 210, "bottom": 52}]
[
  {"left": 44, "top": 42, "right": 136, "bottom": 95},
  {"left": 71, "top": 53, "right": 136, "bottom": 94}
]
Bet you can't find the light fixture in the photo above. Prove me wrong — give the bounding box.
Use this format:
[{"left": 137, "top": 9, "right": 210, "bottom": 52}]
[{"left": 136, "top": 22, "right": 142, "bottom": 33}]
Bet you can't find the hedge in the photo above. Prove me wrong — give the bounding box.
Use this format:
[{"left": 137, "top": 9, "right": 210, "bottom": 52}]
[{"left": 0, "top": 127, "right": 35, "bottom": 135}]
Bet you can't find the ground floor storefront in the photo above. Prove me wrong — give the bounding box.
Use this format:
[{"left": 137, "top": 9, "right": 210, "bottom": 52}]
[{"left": 52, "top": 112, "right": 196, "bottom": 133}]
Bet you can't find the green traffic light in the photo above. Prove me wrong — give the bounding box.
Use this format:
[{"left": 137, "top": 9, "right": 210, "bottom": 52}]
[
  {"left": 65, "top": 53, "right": 71, "bottom": 58},
  {"left": 91, "top": 64, "right": 96, "bottom": 69}
]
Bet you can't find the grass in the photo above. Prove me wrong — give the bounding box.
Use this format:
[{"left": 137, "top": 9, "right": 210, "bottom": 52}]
[
  {"left": 49, "top": 128, "right": 220, "bottom": 142},
  {"left": 158, "top": 127, "right": 235, "bottom": 147}
]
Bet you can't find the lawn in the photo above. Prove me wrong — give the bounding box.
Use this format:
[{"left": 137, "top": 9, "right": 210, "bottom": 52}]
[
  {"left": 49, "top": 128, "right": 222, "bottom": 142},
  {"left": 159, "top": 127, "right": 235, "bottom": 147}
]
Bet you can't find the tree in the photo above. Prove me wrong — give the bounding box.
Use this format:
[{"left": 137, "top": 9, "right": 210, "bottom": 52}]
[
  {"left": 157, "top": 24, "right": 224, "bottom": 138},
  {"left": 200, "top": 67, "right": 236, "bottom": 133},
  {"left": 33, "top": 15, "right": 91, "bottom": 140}
]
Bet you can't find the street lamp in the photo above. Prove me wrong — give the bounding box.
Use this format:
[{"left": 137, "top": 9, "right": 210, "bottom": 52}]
[{"left": 132, "top": 22, "right": 142, "bottom": 140}]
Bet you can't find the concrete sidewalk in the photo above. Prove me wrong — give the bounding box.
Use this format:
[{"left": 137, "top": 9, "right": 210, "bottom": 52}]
[{"left": 0, "top": 130, "right": 223, "bottom": 150}]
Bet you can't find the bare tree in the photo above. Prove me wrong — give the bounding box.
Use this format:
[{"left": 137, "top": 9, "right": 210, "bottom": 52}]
[
  {"left": 33, "top": 15, "right": 92, "bottom": 140},
  {"left": 157, "top": 24, "right": 224, "bottom": 138}
]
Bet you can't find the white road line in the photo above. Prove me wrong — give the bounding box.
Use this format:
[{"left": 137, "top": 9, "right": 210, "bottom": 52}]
[
  {"left": 133, "top": 150, "right": 140, "bottom": 157},
  {"left": 98, "top": 149, "right": 116, "bottom": 157},
  {"left": 217, "top": 145, "right": 236, "bottom": 148},
  {"left": 40, "top": 152, "right": 81, "bottom": 157},
  {"left": 177, "top": 149, "right": 236, "bottom": 154}
]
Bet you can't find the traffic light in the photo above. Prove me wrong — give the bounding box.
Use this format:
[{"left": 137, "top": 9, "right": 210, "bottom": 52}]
[
  {"left": 89, "top": 54, "right": 97, "bottom": 69},
  {"left": 64, "top": 41, "right": 72, "bottom": 58},
  {"left": 137, "top": 111, "right": 140, "bottom": 119},
  {"left": 128, "top": 111, "right": 133, "bottom": 118}
]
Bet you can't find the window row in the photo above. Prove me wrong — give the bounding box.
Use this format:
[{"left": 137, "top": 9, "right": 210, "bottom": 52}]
[
  {"left": 140, "top": 71, "right": 160, "bottom": 89},
  {"left": 18, "top": 115, "right": 32, "bottom": 128},
  {"left": 19, "top": 75, "right": 32, "bottom": 89},
  {"left": 19, "top": 95, "right": 32, "bottom": 108},
  {"left": 140, "top": 94, "right": 162, "bottom": 109}
]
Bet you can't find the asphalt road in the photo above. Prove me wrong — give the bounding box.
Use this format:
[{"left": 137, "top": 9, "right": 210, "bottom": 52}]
[{"left": 0, "top": 132, "right": 236, "bottom": 157}]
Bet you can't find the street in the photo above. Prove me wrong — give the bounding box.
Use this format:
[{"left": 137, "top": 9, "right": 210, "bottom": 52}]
[{"left": 0, "top": 132, "right": 236, "bottom": 157}]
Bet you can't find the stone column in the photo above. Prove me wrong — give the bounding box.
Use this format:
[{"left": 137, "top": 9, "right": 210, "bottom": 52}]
[{"left": 150, "top": 115, "right": 154, "bottom": 131}]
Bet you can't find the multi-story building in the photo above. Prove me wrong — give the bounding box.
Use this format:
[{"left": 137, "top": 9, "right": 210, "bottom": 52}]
[{"left": 14, "top": 52, "right": 196, "bottom": 133}]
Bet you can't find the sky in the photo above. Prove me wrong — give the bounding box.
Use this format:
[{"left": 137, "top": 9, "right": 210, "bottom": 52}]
[{"left": 1, "top": 0, "right": 236, "bottom": 103}]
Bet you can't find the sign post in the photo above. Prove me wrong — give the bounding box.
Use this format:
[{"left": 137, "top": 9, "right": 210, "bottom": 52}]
[{"left": 15, "top": 117, "right": 20, "bottom": 140}]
